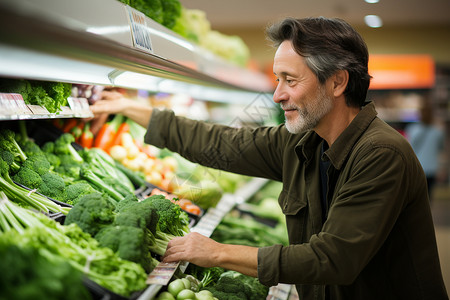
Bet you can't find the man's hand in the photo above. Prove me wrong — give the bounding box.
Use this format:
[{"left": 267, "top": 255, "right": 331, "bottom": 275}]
[
  {"left": 162, "top": 232, "right": 259, "bottom": 277},
  {"left": 90, "top": 93, "right": 153, "bottom": 129}
]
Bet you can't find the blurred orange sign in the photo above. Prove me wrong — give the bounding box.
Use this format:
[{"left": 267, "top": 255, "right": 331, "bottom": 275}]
[{"left": 368, "top": 54, "right": 435, "bottom": 89}]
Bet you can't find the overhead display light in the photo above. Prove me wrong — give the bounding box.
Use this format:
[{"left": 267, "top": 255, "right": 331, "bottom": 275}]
[
  {"left": 364, "top": 15, "right": 383, "bottom": 28},
  {"left": 365, "top": 0, "right": 379, "bottom": 3}
]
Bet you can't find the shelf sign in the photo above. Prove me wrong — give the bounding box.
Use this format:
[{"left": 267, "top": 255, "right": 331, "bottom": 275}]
[
  {"left": 0, "top": 93, "right": 31, "bottom": 115},
  {"left": 125, "top": 6, "right": 153, "bottom": 54},
  {"left": 369, "top": 54, "right": 435, "bottom": 89}
]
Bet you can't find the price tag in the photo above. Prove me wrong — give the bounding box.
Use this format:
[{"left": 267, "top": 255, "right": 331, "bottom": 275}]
[
  {"left": 27, "top": 105, "right": 50, "bottom": 115},
  {"left": 0, "top": 93, "right": 31, "bottom": 115},
  {"left": 146, "top": 261, "right": 180, "bottom": 285},
  {"left": 125, "top": 6, "right": 153, "bottom": 53}
]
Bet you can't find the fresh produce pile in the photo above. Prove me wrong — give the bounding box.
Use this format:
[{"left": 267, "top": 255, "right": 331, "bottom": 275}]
[
  {"left": 0, "top": 191, "right": 147, "bottom": 298},
  {"left": 0, "top": 78, "right": 71, "bottom": 113},
  {"left": 1, "top": 125, "right": 137, "bottom": 209},
  {"left": 156, "top": 268, "right": 269, "bottom": 300},
  {"left": 0, "top": 128, "right": 70, "bottom": 214},
  {"left": 65, "top": 192, "right": 190, "bottom": 273}
]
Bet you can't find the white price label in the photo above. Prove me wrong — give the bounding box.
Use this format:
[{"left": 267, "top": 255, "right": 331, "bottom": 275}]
[
  {"left": 0, "top": 93, "right": 30, "bottom": 115},
  {"left": 125, "top": 6, "right": 153, "bottom": 53}
]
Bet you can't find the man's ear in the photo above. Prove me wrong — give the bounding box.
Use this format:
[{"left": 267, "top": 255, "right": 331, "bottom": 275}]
[{"left": 333, "top": 70, "right": 349, "bottom": 97}]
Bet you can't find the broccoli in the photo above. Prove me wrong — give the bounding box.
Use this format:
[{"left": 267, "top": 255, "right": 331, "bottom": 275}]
[
  {"left": 143, "top": 194, "right": 190, "bottom": 237},
  {"left": 95, "top": 225, "right": 159, "bottom": 273},
  {"left": 37, "top": 172, "right": 66, "bottom": 201},
  {"left": 63, "top": 181, "right": 100, "bottom": 205},
  {"left": 114, "top": 193, "right": 140, "bottom": 212},
  {"left": 0, "top": 129, "right": 27, "bottom": 162},
  {"left": 55, "top": 156, "right": 81, "bottom": 180},
  {"left": 43, "top": 152, "right": 61, "bottom": 168},
  {"left": 54, "top": 133, "right": 83, "bottom": 163},
  {"left": 0, "top": 148, "right": 20, "bottom": 173},
  {"left": 40, "top": 141, "right": 61, "bottom": 167},
  {"left": 0, "top": 157, "right": 69, "bottom": 214},
  {"left": 131, "top": 0, "right": 163, "bottom": 24},
  {"left": 41, "top": 81, "right": 71, "bottom": 113},
  {"left": 64, "top": 193, "right": 116, "bottom": 236},
  {"left": 113, "top": 194, "right": 183, "bottom": 257},
  {"left": 12, "top": 166, "right": 43, "bottom": 190},
  {"left": 21, "top": 154, "right": 51, "bottom": 176},
  {"left": 17, "top": 138, "right": 43, "bottom": 158},
  {"left": 161, "top": 0, "right": 182, "bottom": 29},
  {"left": 0, "top": 78, "right": 32, "bottom": 103},
  {"left": 41, "top": 141, "right": 55, "bottom": 153},
  {"left": 203, "top": 271, "right": 269, "bottom": 300},
  {"left": 79, "top": 164, "right": 125, "bottom": 202},
  {"left": 186, "top": 265, "right": 225, "bottom": 288},
  {"left": 114, "top": 197, "right": 169, "bottom": 256}
]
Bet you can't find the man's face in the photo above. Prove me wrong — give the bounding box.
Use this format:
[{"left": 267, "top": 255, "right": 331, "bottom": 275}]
[{"left": 272, "top": 41, "right": 334, "bottom": 134}]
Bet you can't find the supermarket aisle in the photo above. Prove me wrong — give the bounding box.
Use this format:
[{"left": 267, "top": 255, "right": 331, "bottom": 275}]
[{"left": 431, "top": 184, "right": 450, "bottom": 293}]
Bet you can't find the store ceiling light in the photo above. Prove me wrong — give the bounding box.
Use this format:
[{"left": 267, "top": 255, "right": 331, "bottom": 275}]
[
  {"left": 364, "top": 0, "right": 379, "bottom": 3},
  {"left": 364, "top": 15, "right": 383, "bottom": 28}
]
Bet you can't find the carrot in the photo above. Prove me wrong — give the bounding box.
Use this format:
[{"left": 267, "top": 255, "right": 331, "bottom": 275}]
[
  {"left": 184, "top": 204, "right": 201, "bottom": 216},
  {"left": 93, "top": 114, "right": 124, "bottom": 151},
  {"left": 79, "top": 122, "right": 94, "bottom": 148},
  {"left": 62, "top": 118, "right": 79, "bottom": 133},
  {"left": 177, "top": 199, "right": 192, "bottom": 210},
  {"left": 109, "top": 121, "right": 130, "bottom": 149}
]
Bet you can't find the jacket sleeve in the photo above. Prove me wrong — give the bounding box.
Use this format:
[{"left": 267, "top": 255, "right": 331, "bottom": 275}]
[
  {"left": 144, "top": 109, "right": 285, "bottom": 181},
  {"left": 258, "top": 140, "right": 426, "bottom": 286}
]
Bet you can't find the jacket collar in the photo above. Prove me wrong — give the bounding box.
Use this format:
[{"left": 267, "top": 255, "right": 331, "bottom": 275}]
[{"left": 295, "top": 101, "right": 378, "bottom": 169}]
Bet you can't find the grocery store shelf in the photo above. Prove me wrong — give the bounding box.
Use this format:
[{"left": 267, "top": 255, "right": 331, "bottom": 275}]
[{"left": 0, "top": 0, "right": 273, "bottom": 104}]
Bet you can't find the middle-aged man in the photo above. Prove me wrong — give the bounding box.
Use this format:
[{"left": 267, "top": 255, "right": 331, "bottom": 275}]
[{"left": 91, "top": 17, "right": 448, "bottom": 300}]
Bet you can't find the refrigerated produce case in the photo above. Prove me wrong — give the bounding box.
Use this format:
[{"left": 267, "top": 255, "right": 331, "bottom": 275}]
[{"left": 0, "top": 0, "right": 295, "bottom": 299}]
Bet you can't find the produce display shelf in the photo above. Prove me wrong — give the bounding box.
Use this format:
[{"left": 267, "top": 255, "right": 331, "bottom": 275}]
[{"left": 0, "top": 0, "right": 273, "bottom": 104}]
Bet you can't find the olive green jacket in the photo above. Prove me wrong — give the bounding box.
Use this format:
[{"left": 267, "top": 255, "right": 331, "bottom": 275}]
[{"left": 145, "top": 102, "right": 448, "bottom": 300}]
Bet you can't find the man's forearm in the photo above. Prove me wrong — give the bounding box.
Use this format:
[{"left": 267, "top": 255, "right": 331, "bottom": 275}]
[
  {"left": 90, "top": 98, "right": 153, "bottom": 129},
  {"left": 162, "top": 232, "right": 259, "bottom": 278},
  {"left": 122, "top": 100, "right": 153, "bottom": 129},
  {"left": 217, "top": 244, "right": 259, "bottom": 277}
]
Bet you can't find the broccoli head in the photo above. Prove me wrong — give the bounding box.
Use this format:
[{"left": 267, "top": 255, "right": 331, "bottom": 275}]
[
  {"left": 64, "top": 193, "right": 116, "bottom": 236},
  {"left": 143, "top": 194, "right": 190, "bottom": 236},
  {"left": 0, "top": 149, "right": 20, "bottom": 173},
  {"left": 63, "top": 181, "right": 100, "bottom": 205},
  {"left": 55, "top": 156, "right": 81, "bottom": 180},
  {"left": 17, "top": 138, "right": 43, "bottom": 158},
  {"left": 37, "top": 172, "right": 66, "bottom": 201},
  {"left": 0, "top": 78, "right": 32, "bottom": 103},
  {"left": 115, "top": 201, "right": 159, "bottom": 234},
  {"left": 41, "top": 141, "right": 55, "bottom": 153},
  {"left": 161, "top": 0, "right": 182, "bottom": 29},
  {"left": 131, "top": 0, "right": 163, "bottom": 24},
  {"left": 95, "top": 225, "right": 158, "bottom": 273},
  {"left": 0, "top": 129, "right": 27, "bottom": 162},
  {"left": 21, "top": 154, "right": 51, "bottom": 176},
  {"left": 114, "top": 193, "right": 139, "bottom": 212},
  {"left": 12, "top": 167, "right": 42, "bottom": 190},
  {"left": 206, "top": 271, "right": 269, "bottom": 300},
  {"left": 54, "top": 133, "right": 83, "bottom": 163}
]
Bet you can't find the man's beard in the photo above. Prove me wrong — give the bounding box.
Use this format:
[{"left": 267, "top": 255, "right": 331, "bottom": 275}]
[{"left": 283, "top": 86, "right": 334, "bottom": 134}]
